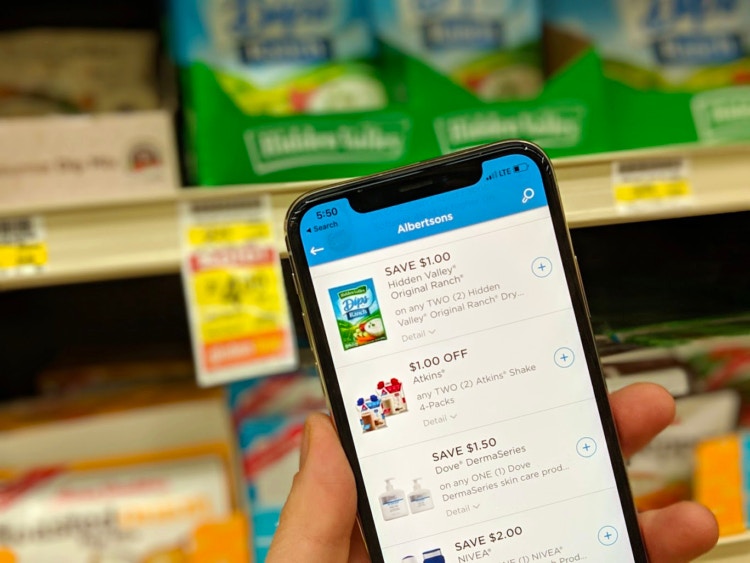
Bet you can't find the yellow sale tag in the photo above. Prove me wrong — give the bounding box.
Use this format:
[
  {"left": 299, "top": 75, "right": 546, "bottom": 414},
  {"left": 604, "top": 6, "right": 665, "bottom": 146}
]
[
  {"left": 193, "top": 266, "right": 281, "bottom": 309},
  {"left": 0, "top": 216, "right": 47, "bottom": 277},
  {"left": 0, "top": 243, "right": 47, "bottom": 269},
  {"left": 188, "top": 223, "right": 271, "bottom": 246},
  {"left": 614, "top": 180, "right": 692, "bottom": 203},
  {"left": 613, "top": 158, "right": 692, "bottom": 209},
  {"left": 181, "top": 196, "right": 297, "bottom": 386}
]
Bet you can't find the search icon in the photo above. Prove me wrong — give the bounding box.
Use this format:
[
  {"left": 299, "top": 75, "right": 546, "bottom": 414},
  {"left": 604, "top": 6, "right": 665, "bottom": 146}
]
[{"left": 522, "top": 187, "right": 535, "bottom": 204}]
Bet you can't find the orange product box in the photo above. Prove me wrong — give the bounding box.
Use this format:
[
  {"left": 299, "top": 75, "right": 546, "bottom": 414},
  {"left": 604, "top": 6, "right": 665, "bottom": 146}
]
[{"left": 695, "top": 433, "right": 749, "bottom": 537}]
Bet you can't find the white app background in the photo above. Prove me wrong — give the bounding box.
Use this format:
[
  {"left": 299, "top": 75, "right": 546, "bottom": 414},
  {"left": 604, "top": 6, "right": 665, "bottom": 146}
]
[{"left": 309, "top": 207, "right": 636, "bottom": 563}]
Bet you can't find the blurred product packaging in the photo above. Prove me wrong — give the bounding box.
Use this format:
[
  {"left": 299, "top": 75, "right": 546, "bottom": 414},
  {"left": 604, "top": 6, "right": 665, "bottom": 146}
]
[
  {"left": 628, "top": 390, "right": 739, "bottom": 511},
  {"left": 169, "top": 0, "right": 615, "bottom": 186},
  {"left": 0, "top": 385, "right": 250, "bottom": 562},
  {"left": 597, "top": 315, "right": 750, "bottom": 511},
  {"left": 371, "top": 0, "right": 544, "bottom": 102},
  {"left": 374, "top": 0, "right": 612, "bottom": 159},
  {"left": 695, "top": 432, "right": 750, "bottom": 537},
  {"left": 228, "top": 365, "right": 326, "bottom": 561},
  {"left": 0, "top": 28, "right": 179, "bottom": 208},
  {"left": 170, "top": 0, "right": 427, "bottom": 185},
  {"left": 543, "top": 0, "right": 750, "bottom": 149},
  {"left": 0, "top": 29, "right": 159, "bottom": 116}
]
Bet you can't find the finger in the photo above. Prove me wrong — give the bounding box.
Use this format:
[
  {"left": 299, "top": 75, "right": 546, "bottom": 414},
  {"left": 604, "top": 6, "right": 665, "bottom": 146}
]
[
  {"left": 640, "top": 501, "right": 719, "bottom": 563},
  {"left": 267, "top": 413, "right": 359, "bottom": 563},
  {"left": 609, "top": 383, "right": 675, "bottom": 458}
]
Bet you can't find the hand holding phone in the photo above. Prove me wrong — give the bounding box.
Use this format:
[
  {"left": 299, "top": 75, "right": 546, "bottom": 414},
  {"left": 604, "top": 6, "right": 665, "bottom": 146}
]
[
  {"left": 281, "top": 141, "right": 718, "bottom": 563},
  {"left": 267, "top": 387, "right": 719, "bottom": 563}
]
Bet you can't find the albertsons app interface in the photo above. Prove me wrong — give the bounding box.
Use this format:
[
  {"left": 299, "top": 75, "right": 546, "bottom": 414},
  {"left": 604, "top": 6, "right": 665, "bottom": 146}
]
[{"left": 300, "top": 155, "right": 636, "bottom": 563}]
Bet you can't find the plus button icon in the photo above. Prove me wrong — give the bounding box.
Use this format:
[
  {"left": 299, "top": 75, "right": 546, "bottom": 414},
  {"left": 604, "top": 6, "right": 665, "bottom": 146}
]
[
  {"left": 531, "top": 257, "right": 553, "bottom": 278},
  {"left": 598, "top": 526, "right": 618, "bottom": 546},
  {"left": 554, "top": 347, "right": 574, "bottom": 368},
  {"left": 577, "top": 437, "right": 597, "bottom": 458}
]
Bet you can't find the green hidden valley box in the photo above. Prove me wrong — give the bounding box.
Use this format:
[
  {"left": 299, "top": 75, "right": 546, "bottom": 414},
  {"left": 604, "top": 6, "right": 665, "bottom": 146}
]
[
  {"left": 544, "top": 0, "right": 750, "bottom": 151},
  {"left": 170, "top": 0, "right": 612, "bottom": 185}
]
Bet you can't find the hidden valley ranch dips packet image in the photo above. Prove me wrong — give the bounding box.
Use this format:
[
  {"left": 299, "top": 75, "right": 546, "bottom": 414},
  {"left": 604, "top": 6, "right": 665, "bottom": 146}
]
[{"left": 329, "top": 278, "right": 387, "bottom": 350}]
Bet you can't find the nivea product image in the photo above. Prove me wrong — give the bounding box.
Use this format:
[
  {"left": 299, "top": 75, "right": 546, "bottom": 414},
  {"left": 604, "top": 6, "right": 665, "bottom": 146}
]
[{"left": 423, "top": 548, "right": 446, "bottom": 562}]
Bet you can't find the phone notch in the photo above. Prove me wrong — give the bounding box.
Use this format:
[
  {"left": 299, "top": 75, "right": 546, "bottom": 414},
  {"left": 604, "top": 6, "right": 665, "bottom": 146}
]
[{"left": 348, "top": 158, "right": 484, "bottom": 213}]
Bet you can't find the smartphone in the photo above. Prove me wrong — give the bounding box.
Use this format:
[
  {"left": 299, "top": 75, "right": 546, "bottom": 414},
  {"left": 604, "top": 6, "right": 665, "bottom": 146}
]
[{"left": 285, "top": 141, "right": 647, "bottom": 563}]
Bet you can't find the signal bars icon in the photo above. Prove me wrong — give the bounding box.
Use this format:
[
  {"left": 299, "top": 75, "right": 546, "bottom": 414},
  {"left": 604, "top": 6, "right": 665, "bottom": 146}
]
[{"left": 484, "top": 162, "right": 529, "bottom": 182}]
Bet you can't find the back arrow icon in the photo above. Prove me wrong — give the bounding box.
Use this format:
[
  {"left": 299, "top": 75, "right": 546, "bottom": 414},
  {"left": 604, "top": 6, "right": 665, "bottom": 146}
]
[{"left": 310, "top": 246, "right": 324, "bottom": 256}]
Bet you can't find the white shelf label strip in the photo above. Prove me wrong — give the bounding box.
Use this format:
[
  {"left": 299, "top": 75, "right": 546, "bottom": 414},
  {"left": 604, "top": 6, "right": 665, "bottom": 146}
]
[{"left": 612, "top": 157, "right": 693, "bottom": 212}]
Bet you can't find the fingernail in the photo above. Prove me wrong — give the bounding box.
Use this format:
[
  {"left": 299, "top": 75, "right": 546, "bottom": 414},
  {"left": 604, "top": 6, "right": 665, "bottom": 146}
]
[{"left": 299, "top": 418, "right": 312, "bottom": 470}]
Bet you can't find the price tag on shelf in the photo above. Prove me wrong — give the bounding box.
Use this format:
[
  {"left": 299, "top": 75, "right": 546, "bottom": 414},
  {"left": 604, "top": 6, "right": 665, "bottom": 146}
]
[
  {"left": 612, "top": 157, "right": 693, "bottom": 211},
  {"left": 180, "top": 195, "right": 297, "bottom": 387},
  {"left": 0, "top": 215, "right": 47, "bottom": 277}
]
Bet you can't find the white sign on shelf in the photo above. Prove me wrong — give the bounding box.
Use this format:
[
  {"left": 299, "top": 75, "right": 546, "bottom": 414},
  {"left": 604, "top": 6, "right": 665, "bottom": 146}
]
[
  {"left": 0, "top": 111, "right": 179, "bottom": 210},
  {"left": 180, "top": 194, "right": 298, "bottom": 387}
]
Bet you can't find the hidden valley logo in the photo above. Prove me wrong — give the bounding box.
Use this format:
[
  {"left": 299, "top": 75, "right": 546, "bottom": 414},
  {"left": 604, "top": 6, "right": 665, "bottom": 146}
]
[{"left": 329, "top": 278, "right": 387, "bottom": 350}]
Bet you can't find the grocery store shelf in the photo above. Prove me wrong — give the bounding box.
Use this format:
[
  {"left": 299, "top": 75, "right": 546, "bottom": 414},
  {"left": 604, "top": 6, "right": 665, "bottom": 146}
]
[
  {"left": 555, "top": 142, "right": 750, "bottom": 227},
  {"left": 0, "top": 182, "right": 326, "bottom": 290},
  {"left": 0, "top": 396, "right": 232, "bottom": 469},
  {"left": 1, "top": 143, "right": 749, "bottom": 291}
]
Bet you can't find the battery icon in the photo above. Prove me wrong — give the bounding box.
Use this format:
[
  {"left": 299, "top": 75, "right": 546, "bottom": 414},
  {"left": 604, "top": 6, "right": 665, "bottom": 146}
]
[{"left": 513, "top": 163, "right": 529, "bottom": 173}]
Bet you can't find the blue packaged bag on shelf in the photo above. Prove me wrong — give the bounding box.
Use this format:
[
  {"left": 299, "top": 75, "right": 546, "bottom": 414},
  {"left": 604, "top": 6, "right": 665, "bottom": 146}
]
[
  {"left": 227, "top": 366, "right": 323, "bottom": 426},
  {"left": 228, "top": 367, "right": 326, "bottom": 560},
  {"left": 238, "top": 416, "right": 307, "bottom": 561}
]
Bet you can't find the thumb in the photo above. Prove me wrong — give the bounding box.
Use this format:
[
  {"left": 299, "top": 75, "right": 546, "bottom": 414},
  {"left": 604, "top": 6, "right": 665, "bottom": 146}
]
[{"left": 266, "top": 413, "right": 359, "bottom": 563}]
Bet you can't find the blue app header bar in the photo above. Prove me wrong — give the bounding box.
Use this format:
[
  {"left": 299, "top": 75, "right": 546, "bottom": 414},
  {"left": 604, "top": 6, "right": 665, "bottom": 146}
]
[{"left": 300, "top": 154, "right": 546, "bottom": 266}]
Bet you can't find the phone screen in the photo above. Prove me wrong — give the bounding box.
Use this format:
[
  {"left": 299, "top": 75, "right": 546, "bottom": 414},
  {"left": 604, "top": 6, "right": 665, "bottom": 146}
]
[{"left": 293, "top": 152, "right": 640, "bottom": 562}]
